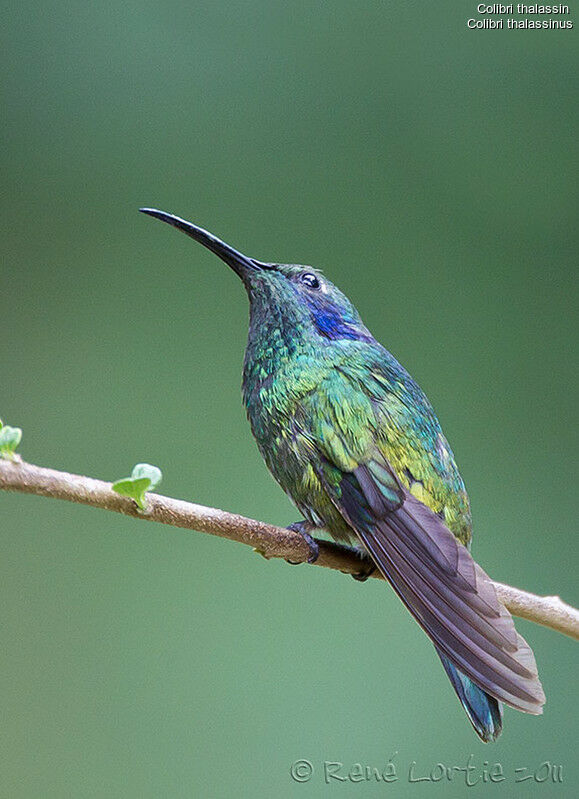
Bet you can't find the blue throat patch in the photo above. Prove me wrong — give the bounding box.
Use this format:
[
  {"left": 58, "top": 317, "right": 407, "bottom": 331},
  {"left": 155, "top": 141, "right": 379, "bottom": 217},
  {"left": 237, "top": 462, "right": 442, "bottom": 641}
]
[{"left": 311, "top": 306, "right": 370, "bottom": 342}]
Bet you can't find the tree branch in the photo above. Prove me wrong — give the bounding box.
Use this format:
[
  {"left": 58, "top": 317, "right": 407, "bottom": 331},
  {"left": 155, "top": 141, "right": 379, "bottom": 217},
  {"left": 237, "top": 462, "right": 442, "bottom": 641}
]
[{"left": 1, "top": 457, "right": 578, "bottom": 641}]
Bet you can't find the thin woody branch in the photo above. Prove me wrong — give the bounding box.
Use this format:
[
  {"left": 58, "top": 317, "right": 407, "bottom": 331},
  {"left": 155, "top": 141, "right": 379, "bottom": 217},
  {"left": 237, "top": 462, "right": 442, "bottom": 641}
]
[{"left": 1, "top": 457, "right": 578, "bottom": 641}]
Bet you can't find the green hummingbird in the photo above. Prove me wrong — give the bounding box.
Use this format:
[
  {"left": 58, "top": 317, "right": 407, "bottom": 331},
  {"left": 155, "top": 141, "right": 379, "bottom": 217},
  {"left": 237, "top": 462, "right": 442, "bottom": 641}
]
[{"left": 140, "top": 208, "right": 545, "bottom": 742}]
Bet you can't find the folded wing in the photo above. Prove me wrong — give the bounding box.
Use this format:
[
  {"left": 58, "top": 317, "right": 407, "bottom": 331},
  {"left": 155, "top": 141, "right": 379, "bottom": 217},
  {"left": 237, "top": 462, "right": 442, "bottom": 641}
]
[{"left": 319, "top": 457, "right": 545, "bottom": 714}]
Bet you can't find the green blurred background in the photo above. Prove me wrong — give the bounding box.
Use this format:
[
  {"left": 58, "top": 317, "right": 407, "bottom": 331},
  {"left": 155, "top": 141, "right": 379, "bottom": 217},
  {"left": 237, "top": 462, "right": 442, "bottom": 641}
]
[{"left": 2, "top": 1, "right": 577, "bottom": 797}]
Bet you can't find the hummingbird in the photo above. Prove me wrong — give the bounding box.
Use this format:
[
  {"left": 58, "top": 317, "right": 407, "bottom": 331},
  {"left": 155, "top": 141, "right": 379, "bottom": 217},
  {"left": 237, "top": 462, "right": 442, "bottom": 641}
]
[{"left": 140, "top": 208, "right": 545, "bottom": 742}]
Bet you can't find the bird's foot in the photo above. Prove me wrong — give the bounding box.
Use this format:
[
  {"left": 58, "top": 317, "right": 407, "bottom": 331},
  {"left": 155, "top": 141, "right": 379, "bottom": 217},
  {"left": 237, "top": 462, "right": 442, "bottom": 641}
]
[
  {"left": 351, "top": 560, "right": 376, "bottom": 582},
  {"left": 285, "top": 520, "right": 319, "bottom": 565}
]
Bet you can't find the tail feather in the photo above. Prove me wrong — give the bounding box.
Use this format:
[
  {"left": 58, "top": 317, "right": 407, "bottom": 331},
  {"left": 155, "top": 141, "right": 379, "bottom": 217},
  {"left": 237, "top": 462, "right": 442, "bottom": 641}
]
[
  {"left": 314, "top": 457, "right": 545, "bottom": 738},
  {"left": 437, "top": 647, "right": 503, "bottom": 742}
]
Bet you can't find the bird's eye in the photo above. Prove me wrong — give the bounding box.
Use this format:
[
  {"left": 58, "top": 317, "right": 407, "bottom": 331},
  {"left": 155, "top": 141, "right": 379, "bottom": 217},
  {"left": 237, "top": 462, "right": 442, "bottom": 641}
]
[{"left": 300, "top": 272, "right": 320, "bottom": 289}]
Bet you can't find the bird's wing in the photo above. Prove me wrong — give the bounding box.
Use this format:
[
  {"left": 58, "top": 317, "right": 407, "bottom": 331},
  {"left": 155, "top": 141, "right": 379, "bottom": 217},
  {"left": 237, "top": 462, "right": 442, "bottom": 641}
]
[{"left": 306, "top": 382, "right": 545, "bottom": 714}]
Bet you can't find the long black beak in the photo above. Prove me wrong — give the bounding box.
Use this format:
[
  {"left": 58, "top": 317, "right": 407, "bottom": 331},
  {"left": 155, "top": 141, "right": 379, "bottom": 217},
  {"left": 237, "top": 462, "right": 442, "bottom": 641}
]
[{"left": 139, "top": 208, "right": 265, "bottom": 277}]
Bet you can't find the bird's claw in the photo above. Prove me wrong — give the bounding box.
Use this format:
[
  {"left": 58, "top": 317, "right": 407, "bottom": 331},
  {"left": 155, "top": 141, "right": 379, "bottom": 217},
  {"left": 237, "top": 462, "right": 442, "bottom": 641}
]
[
  {"left": 351, "top": 561, "right": 376, "bottom": 582},
  {"left": 286, "top": 521, "right": 319, "bottom": 565}
]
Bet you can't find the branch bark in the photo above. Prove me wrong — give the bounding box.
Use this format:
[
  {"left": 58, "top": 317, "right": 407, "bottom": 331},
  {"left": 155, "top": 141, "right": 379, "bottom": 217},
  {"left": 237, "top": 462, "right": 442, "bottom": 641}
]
[{"left": 1, "top": 457, "right": 578, "bottom": 641}]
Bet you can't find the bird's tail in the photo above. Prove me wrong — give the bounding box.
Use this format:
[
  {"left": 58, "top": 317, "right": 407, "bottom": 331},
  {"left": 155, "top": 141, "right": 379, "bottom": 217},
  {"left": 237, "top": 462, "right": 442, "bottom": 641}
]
[{"left": 435, "top": 646, "right": 503, "bottom": 742}]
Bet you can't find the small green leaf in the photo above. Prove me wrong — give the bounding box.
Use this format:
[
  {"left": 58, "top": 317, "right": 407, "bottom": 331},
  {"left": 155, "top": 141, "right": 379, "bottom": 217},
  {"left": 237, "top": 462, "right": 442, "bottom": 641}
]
[
  {"left": 112, "top": 463, "right": 162, "bottom": 510},
  {"left": 112, "top": 477, "right": 152, "bottom": 510},
  {"left": 131, "top": 463, "right": 162, "bottom": 491},
  {"left": 0, "top": 423, "right": 22, "bottom": 460}
]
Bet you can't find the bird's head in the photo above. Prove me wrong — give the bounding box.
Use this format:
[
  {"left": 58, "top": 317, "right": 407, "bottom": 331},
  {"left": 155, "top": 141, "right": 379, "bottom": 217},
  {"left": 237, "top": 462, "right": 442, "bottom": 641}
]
[{"left": 140, "top": 208, "right": 373, "bottom": 345}]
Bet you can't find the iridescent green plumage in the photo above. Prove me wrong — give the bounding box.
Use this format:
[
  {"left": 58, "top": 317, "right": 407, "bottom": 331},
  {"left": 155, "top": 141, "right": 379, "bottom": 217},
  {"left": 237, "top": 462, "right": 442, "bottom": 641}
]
[
  {"left": 238, "top": 262, "right": 472, "bottom": 549},
  {"left": 141, "top": 208, "right": 545, "bottom": 742}
]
